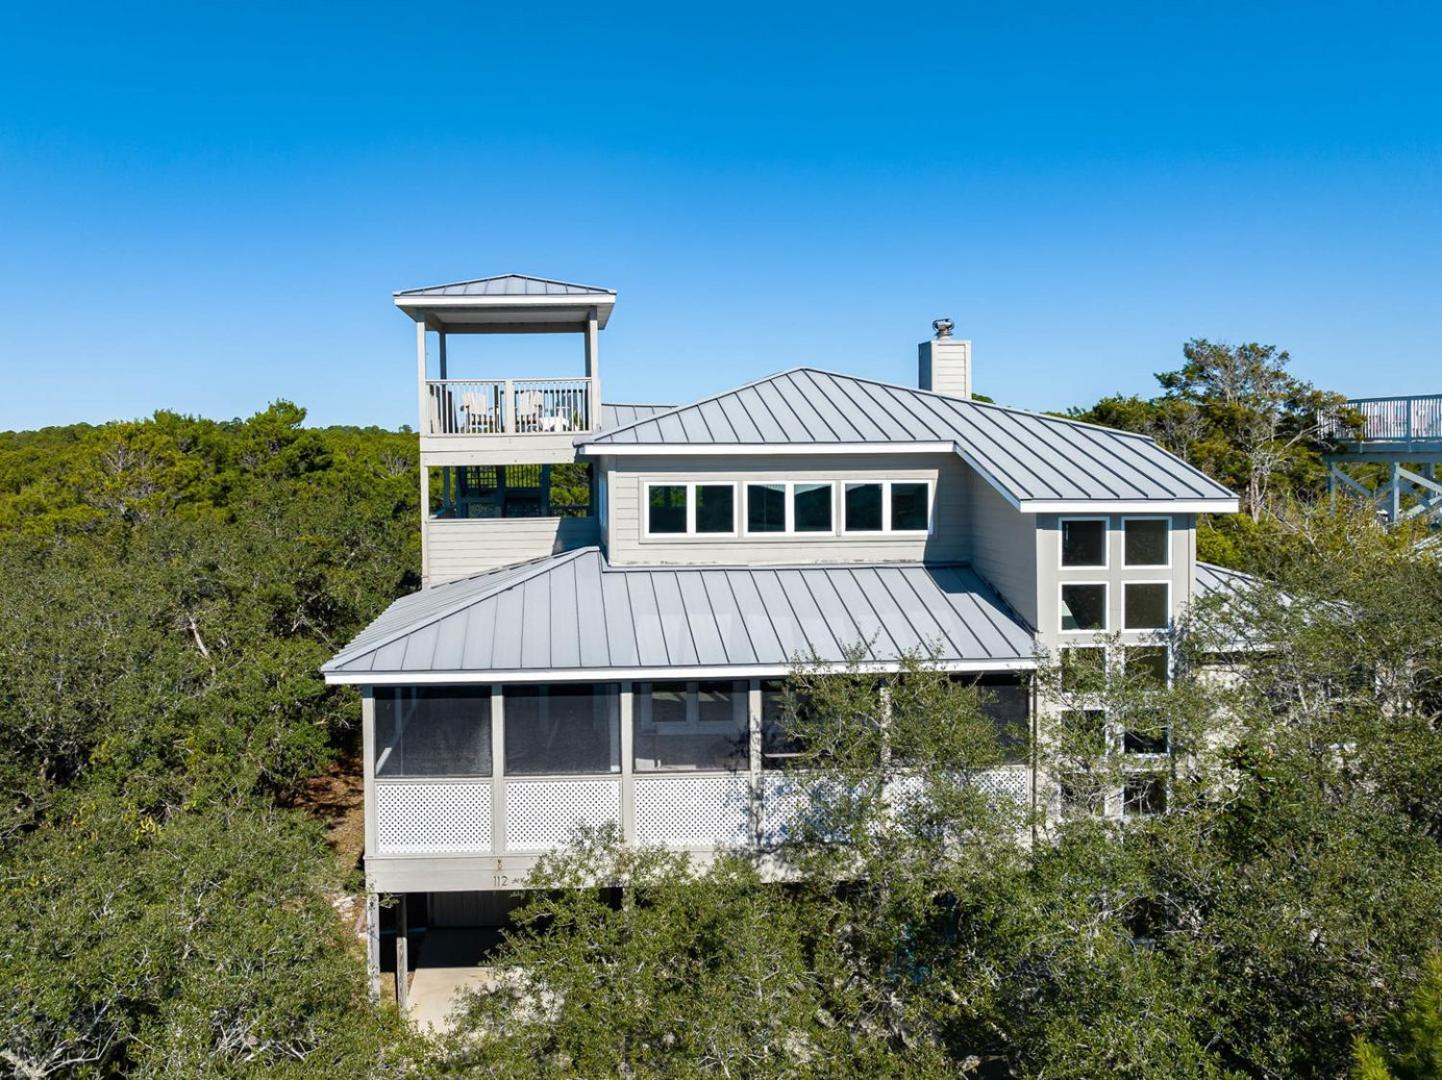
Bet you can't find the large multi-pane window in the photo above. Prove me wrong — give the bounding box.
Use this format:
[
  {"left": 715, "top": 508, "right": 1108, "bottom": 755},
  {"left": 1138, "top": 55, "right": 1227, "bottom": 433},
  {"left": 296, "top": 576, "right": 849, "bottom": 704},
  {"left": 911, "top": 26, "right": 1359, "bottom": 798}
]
[
  {"left": 1123, "top": 518, "right": 1170, "bottom": 566},
  {"left": 633, "top": 680, "right": 749, "bottom": 772},
  {"left": 647, "top": 484, "right": 688, "bottom": 534},
  {"left": 695, "top": 484, "right": 735, "bottom": 533},
  {"left": 645, "top": 482, "right": 736, "bottom": 536},
  {"left": 1123, "top": 583, "right": 1170, "bottom": 629},
  {"left": 746, "top": 483, "right": 787, "bottom": 533},
  {"left": 743, "top": 482, "right": 836, "bottom": 535},
  {"left": 1124, "top": 646, "right": 1170, "bottom": 688},
  {"left": 844, "top": 483, "right": 884, "bottom": 532},
  {"left": 1060, "top": 583, "right": 1107, "bottom": 632},
  {"left": 374, "top": 686, "right": 491, "bottom": 777},
  {"left": 888, "top": 482, "right": 927, "bottom": 531},
  {"left": 793, "top": 483, "right": 833, "bottom": 532},
  {"left": 1060, "top": 518, "right": 1107, "bottom": 567},
  {"left": 504, "top": 685, "right": 621, "bottom": 775},
  {"left": 842, "top": 481, "right": 930, "bottom": 534}
]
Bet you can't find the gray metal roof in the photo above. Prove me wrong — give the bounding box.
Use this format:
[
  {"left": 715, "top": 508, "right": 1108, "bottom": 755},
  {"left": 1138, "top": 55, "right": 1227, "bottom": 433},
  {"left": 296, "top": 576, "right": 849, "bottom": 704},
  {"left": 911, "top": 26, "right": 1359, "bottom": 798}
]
[
  {"left": 395, "top": 274, "right": 614, "bottom": 298},
  {"left": 1192, "top": 561, "right": 1263, "bottom": 603},
  {"left": 323, "top": 548, "right": 1036, "bottom": 681},
  {"left": 601, "top": 402, "right": 676, "bottom": 429},
  {"left": 578, "top": 368, "right": 1237, "bottom": 511}
]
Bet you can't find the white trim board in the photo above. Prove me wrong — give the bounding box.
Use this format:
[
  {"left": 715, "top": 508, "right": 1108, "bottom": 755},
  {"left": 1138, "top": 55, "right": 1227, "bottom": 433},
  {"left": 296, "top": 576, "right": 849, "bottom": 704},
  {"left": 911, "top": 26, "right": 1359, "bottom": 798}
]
[{"left": 325, "top": 657, "right": 1039, "bottom": 686}]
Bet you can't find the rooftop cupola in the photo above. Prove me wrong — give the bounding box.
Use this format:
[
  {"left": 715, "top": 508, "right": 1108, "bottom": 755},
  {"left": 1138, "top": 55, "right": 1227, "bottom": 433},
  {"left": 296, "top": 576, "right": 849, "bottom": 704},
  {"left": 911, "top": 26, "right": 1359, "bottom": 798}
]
[
  {"left": 394, "top": 273, "right": 614, "bottom": 440},
  {"left": 917, "top": 317, "right": 972, "bottom": 400}
]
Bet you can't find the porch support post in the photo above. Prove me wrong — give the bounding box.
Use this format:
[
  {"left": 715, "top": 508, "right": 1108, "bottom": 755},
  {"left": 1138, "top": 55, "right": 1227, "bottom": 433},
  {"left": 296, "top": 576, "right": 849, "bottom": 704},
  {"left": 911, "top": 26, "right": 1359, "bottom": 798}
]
[
  {"left": 1327, "top": 462, "right": 1337, "bottom": 513},
  {"left": 1389, "top": 461, "right": 1402, "bottom": 525},
  {"left": 584, "top": 309, "right": 600, "bottom": 432},
  {"left": 365, "top": 890, "right": 381, "bottom": 1003},
  {"left": 620, "top": 683, "right": 635, "bottom": 844},
  {"left": 748, "top": 679, "right": 762, "bottom": 846},
  {"left": 415, "top": 321, "right": 428, "bottom": 432},
  {"left": 438, "top": 331, "right": 448, "bottom": 380},
  {"left": 361, "top": 688, "right": 377, "bottom": 865},
  {"left": 395, "top": 894, "right": 409, "bottom": 1012},
  {"left": 491, "top": 686, "right": 506, "bottom": 856},
  {"left": 419, "top": 465, "right": 430, "bottom": 584}
]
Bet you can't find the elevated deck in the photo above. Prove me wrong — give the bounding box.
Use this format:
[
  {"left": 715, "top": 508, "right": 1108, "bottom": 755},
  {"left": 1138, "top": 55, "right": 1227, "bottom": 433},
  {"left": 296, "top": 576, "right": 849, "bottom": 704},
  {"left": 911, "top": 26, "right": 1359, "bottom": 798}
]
[
  {"left": 1320, "top": 394, "right": 1442, "bottom": 459},
  {"left": 1321, "top": 395, "right": 1442, "bottom": 527}
]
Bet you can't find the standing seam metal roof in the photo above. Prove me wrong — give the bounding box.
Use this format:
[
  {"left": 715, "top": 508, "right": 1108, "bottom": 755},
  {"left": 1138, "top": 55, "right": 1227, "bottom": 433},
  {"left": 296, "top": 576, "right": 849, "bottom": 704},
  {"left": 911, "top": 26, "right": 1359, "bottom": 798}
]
[
  {"left": 322, "top": 548, "right": 1036, "bottom": 678},
  {"left": 577, "top": 368, "right": 1237, "bottom": 507},
  {"left": 394, "top": 274, "right": 615, "bottom": 298},
  {"left": 601, "top": 402, "right": 677, "bottom": 429}
]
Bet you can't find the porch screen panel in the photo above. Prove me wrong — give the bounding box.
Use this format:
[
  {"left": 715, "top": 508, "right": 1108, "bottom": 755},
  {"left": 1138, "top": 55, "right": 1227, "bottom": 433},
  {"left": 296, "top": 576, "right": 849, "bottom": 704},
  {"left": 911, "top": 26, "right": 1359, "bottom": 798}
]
[
  {"left": 973, "top": 674, "right": 1030, "bottom": 764},
  {"left": 374, "top": 686, "right": 492, "bottom": 777},
  {"left": 634, "top": 680, "right": 748, "bottom": 772},
  {"left": 505, "top": 684, "right": 621, "bottom": 775}
]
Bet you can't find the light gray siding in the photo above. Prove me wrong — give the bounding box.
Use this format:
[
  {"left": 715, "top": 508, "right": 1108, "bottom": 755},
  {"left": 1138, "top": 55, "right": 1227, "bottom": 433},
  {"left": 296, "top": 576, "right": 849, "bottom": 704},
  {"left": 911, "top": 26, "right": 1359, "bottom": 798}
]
[
  {"left": 427, "top": 516, "right": 600, "bottom": 584},
  {"left": 967, "top": 471, "right": 1040, "bottom": 628},
  {"left": 605, "top": 453, "right": 970, "bottom": 567}
]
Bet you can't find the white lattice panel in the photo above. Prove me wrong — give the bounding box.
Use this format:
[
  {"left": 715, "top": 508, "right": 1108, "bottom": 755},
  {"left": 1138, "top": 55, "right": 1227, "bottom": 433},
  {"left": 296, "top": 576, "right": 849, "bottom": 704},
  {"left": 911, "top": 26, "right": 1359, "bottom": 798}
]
[
  {"left": 375, "top": 782, "right": 492, "bottom": 854},
  {"left": 755, "top": 772, "right": 813, "bottom": 847},
  {"left": 976, "top": 766, "right": 1031, "bottom": 804},
  {"left": 634, "top": 775, "right": 753, "bottom": 847},
  {"left": 506, "top": 779, "right": 621, "bottom": 851}
]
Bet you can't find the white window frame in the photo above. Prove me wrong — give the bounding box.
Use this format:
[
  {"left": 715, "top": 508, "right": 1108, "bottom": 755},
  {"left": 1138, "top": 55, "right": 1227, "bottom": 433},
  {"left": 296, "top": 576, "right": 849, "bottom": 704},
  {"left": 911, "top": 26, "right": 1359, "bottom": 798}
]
[
  {"left": 641, "top": 480, "right": 738, "bottom": 539},
  {"left": 741, "top": 481, "right": 838, "bottom": 537},
  {"left": 1122, "top": 580, "right": 1171, "bottom": 631},
  {"left": 1058, "top": 642, "right": 1108, "bottom": 701},
  {"left": 886, "top": 479, "right": 934, "bottom": 535},
  {"left": 743, "top": 481, "right": 792, "bottom": 536},
  {"left": 1119, "top": 644, "right": 1172, "bottom": 758},
  {"left": 1059, "top": 580, "right": 1109, "bottom": 635},
  {"left": 1120, "top": 515, "right": 1172, "bottom": 569},
  {"left": 1058, "top": 515, "right": 1110, "bottom": 570},
  {"left": 840, "top": 479, "right": 934, "bottom": 536},
  {"left": 791, "top": 480, "right": 838, "bottom": 536}
]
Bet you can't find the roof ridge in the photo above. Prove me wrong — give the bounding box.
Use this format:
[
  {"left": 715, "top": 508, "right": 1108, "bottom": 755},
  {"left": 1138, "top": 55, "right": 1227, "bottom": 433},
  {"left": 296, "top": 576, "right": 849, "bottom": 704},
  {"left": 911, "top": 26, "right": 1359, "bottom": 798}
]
[
  {"left": 581, "top": 364, "right": 1165, "bottom": 449},
  {"left": 788, "top": 366, "right": 1162, "bottom": 445},
  {"left": 323, "top": 547, "right": 599, "bottom": 669},
  {"left": 578, "top": 366, "right": 829, "bottom": 445}
]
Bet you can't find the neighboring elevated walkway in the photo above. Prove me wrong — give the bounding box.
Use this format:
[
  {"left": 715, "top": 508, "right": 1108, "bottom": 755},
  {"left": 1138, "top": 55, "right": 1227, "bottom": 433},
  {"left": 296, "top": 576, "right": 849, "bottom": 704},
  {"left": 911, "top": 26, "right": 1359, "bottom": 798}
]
[{"left": 1320, "top": 395, "right": 1442, "bottom": 528}]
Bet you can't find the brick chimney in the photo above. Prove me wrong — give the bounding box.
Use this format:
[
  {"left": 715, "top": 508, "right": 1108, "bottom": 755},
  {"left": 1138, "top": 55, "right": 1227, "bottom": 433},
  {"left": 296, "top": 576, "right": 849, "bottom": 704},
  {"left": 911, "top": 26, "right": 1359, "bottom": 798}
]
[{"left": 918, "top": 318, "right": 971, "bottom": 399}]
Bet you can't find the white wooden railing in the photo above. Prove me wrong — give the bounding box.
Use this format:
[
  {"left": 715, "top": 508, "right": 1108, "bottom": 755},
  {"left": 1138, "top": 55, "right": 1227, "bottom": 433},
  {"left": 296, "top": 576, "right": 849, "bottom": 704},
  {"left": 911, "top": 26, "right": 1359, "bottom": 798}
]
[
  {"left": 424, "top": 377, "right": 593, "bottom": 435},
  {"left": 1318, "top": 394, "right": 1442, "bottom": 445}
]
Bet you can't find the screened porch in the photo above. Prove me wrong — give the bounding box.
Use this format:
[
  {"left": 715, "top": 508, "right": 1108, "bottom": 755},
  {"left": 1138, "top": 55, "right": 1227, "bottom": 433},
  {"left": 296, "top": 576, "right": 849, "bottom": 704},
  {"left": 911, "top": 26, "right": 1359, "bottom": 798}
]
[{"left": 366, "top": 677, "right": 1033, "bottom": 865}]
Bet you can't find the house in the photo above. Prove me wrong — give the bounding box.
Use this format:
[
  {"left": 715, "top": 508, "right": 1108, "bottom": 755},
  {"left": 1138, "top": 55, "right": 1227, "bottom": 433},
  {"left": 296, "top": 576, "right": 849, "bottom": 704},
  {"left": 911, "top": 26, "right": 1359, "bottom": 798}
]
[{"left": 321, "top": 274, "right": 1240, "bottom": 1002}]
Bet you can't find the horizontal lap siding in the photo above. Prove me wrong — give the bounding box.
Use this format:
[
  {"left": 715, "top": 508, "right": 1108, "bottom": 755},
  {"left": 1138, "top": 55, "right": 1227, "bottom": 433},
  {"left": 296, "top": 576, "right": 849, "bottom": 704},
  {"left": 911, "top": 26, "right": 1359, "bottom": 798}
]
[
  {"left": 427, "top": 517, "right": 600, "bottom": 583},
  {"left": 968, "top": 472, "right": 1040, "bottom": 629},
  {"left": 606, "top": 453, "right": 970, "bottom": 567}
]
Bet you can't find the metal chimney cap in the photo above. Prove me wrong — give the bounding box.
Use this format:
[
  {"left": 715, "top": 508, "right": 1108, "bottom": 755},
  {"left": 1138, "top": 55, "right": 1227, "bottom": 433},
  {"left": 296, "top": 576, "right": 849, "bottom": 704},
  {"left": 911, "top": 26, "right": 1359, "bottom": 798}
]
[{"left": 932, "top": 318, "right": 954, "bottom": 338}]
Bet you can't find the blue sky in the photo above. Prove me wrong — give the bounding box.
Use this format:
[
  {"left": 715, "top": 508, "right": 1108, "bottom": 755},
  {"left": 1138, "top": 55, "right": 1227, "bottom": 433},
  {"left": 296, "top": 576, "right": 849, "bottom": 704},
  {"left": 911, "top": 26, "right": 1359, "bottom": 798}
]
[{"left": 1, "top": 2, "right": 1438, "bottom": 432}]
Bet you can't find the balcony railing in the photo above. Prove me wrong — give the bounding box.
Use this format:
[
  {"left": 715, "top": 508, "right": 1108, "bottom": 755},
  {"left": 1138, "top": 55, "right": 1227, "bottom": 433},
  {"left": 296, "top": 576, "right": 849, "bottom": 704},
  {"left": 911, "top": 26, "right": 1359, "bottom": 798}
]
[
  {"left": 1319, "top": 394, "right": 1442, "bottom": 446},
  {"left": 424, "top": 377, "right": 593, "bottom": 436}
]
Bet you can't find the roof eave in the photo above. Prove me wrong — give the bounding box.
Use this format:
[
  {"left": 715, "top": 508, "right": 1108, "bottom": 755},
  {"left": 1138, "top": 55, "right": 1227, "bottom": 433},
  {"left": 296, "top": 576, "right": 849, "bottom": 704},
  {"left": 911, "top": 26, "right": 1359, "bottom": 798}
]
[
  {"left": 323, "top": 656, "right": 1040, "bottom": 685},
  {"left": 1019, "top": 498, "right": 1240, "bottom": 514}
]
